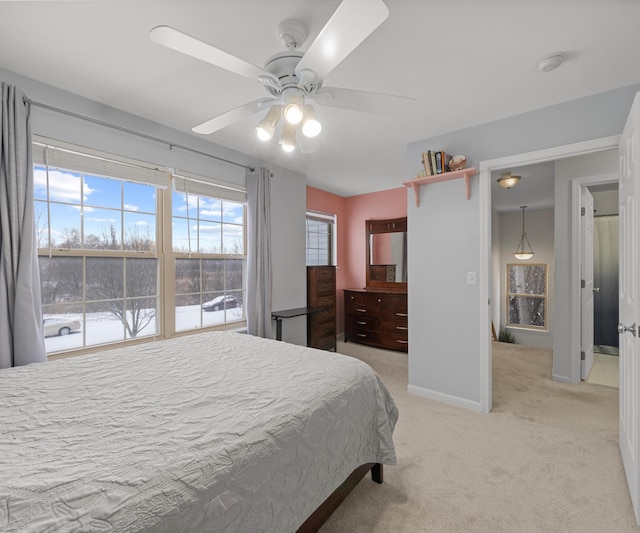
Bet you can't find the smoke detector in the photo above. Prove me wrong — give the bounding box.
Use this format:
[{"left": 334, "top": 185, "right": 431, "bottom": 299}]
[{"left": 537, "top": 52, "right": 565, "bottom": 72}]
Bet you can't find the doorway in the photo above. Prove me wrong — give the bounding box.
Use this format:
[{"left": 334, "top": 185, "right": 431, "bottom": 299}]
[
  {"left": 584, "top": 183, "right": 620, "bottom": 388},
  {"left": 478, "top": 135, "right": 621, "bottom": 412}
]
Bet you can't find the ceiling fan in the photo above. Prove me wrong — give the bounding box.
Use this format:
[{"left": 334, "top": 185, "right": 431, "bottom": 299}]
[{"left": 149, "top": 0, "right": 415, "bottom": 152}]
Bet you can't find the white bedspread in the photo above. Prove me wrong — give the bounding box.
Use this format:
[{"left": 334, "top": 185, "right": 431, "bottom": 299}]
[{"left": 0, "top": 331, "right": 398, "bottom": 532}]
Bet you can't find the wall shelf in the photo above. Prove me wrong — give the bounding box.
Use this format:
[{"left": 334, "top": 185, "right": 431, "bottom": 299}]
[{"left": 402, "top": 167, "right": 478, "bottom": 207}]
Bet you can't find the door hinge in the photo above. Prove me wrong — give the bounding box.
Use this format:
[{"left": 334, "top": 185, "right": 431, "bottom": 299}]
[
  {"left": 581, "top": 207, "right": 586, "bottom": 216},
  {"left": 581, "top": 279, "right": 586, "bottom": 288},
  {"left": 581, "top": 351, "right": 586, "bottom": 360}
]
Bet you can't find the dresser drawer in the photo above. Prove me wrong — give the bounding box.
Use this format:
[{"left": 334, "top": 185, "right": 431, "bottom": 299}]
[
  {"left": 381, "top": 332, "right": 409, "bottom": 351},
  {"left": 345, "top": 301, "right": 380, "bottom": 316},
  {"left": 381, "top": 321, "right": 408, "bottom": 335},
  {"left": 381, "top": 307, "right": 408, "bottom": 322},
  {"left": 314, "top": 294, "right": 336, "bottom": 309},
  {"left": 345, "top": 291, "right": 385, "bottom": 305},
  {"left": 346, "top": 314, "right": 380, "bottom": 333},
  {"left": 316, "top": 280, "right": 335, "bottom": 295},
  {"left": 347, "top": 329, "right": 381, "bottom": 344}
]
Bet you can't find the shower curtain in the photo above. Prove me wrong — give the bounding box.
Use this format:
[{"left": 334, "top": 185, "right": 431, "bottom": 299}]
[{"left": 593, "top": 215, "right": 619, "bottom": 349}]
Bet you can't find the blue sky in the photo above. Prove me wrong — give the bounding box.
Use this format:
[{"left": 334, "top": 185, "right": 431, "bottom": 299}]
[{"left": 34, "top": 165, "right": 244, "bottom": 253}]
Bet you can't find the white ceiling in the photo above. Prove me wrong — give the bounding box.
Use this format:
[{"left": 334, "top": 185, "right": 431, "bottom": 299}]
[{"left": 1, "top": 0, "right": 639, "bottom": 199}]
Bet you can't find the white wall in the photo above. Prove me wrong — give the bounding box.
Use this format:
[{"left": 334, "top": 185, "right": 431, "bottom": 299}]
[
  {"left": 407, "top": 83, "right": 640, "bottom": 410},
  {"left": 1, "top": 67, "right": 309, "bottom": 345},
  {"left": 498, "top": 208, "right": 554, "bottom": 350}
]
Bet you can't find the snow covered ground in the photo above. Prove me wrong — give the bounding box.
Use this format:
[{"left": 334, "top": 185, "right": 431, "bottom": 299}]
[{"left": 44, "top": 304, "right": 244, "bottom": 354}]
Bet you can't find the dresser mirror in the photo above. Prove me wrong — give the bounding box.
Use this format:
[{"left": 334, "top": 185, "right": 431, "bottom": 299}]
[{"left": 365, "top": 217, "right": 408, "bottom": 290}]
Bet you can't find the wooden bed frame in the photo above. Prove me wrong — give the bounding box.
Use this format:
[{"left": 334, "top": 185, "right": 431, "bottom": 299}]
[{"left": 297, "top": 463, "right": 383, "bottom": 532}]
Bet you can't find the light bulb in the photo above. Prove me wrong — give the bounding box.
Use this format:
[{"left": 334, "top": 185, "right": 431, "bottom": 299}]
[
  {"left": 280, "top": 122, "right": 296, "bottom": 152},
  {"left": 283, "top": 94, "right": 304, "bottom": 125},
  {"left": 255, "top": 105, "right": 282, "bottom": 142},
  {"left": 301, "top": 105, "right": 321, "bottom": 137},
  {"left": 256, "top": 124, "right": 274, "bottom": 141}
]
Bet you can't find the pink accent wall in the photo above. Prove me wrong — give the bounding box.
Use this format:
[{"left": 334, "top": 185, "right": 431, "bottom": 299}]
[{"left": 307, "top": 185, "right": 407, "bottom": 336}]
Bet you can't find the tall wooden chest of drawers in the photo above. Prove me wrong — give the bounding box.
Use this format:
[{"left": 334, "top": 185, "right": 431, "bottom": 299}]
[
  {"left": 307, "top": 266, "right": 337, "bottom": 351},
  {"left": 344, "top": 289, "right": 408, "bottom": 352}
]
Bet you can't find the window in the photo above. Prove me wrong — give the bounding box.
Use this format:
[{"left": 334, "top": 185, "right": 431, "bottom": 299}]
[
  {"left": 34, "top": 138, "right": 246, "bottom": 356},
  {"left": 172, "top": 174, "right": 246, "bottom": 331},
  {"left": 506, "top": 263, "right": 547, "bottom": 330},
  {"left": 306, "top": 212, "right": 336, "bottom": 266}
]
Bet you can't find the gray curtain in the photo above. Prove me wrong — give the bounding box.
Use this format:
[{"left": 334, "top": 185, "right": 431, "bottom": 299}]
[
  {"left": 246, "top": 167, "right": 272, "bottom": 337},
  {"left": 594, "top": 215, "right": 619, "bottom": 348},
  {"left": 0, "top": 83, "right": 46, "bottom": 368}
]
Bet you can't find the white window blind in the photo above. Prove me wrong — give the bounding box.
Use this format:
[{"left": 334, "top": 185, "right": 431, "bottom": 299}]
[
  {"left": 33, "top": 136, "right": 168, "bottom": 188},
  {"left": 172, "top": 170, "right": 247, "bottom": 203}
]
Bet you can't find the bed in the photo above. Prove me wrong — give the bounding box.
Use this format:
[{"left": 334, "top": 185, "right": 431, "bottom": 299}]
[{"left": 0, "top": 331, "right": 398, "bottom": 532}]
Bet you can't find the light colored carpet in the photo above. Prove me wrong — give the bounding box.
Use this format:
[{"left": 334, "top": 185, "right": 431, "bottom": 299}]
[{"left": 320, "top": 341, "right": 636, "bottom": 532}]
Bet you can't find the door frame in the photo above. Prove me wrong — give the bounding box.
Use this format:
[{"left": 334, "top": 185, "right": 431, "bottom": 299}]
[{"left": 479, "top": 135, "right": 620, "bottom": 413}]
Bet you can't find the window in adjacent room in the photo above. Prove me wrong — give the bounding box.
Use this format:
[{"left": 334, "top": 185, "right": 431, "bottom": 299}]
[
  {"left": 306, "top": 211, "right": 336, "bottom": 266},
  {"left": 506, "top": 263, "right": 547, "bottom": 330}
]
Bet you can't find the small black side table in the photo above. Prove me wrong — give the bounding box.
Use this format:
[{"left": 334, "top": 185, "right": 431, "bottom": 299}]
[{"left": 271, "top": 306, "right": 328, "bottom": 342}]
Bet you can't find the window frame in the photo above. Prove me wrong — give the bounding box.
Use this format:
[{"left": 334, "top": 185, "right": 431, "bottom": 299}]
[
  {"left": 305, "top": 211, "right": 337, "bottom": 267},
  {"left": 34, "top": 137, "right": 247, "bottom": 358},
  {"left": 506, "top": 262, "right": 548, "bottom": 331}
]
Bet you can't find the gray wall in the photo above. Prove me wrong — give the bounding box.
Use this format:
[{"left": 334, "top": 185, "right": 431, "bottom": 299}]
[
  {"left": 1, "top": 67, "right": 308, "bottom": 345},
  {"left": 407, "top": 83, "right": 640, "bottom": 408}
]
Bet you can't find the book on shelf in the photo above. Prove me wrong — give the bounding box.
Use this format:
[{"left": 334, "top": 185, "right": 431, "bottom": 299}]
[
  {"left": 421, "top": 150, "right": 453, "bottom": 175},
  {"left": 421, "top": 152, "right": 432, "bottom": 176}
]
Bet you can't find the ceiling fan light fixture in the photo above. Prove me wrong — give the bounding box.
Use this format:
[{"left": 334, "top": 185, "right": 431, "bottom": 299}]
[
  {"left": 280, "top": 121, "right": 297, "bottom": 152},
  {"left": 514, "top": 206, "right": 534, "bottom": 260},
  {"left": 256, "top": 105, "right": 282, "bottom": 141},
  {"left": 301, "top": 105, "right": 321, "bottom": 138},
  {"left": 283, "top": 94, "right": 304, "bottom": 125},
  {"left": 497, "top": 172, "right": 521, "bottom": 189}
]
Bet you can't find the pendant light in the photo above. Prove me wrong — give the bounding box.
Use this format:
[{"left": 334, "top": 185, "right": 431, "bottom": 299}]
[
  {"left": 514, "top": 205, "right": 534, "bottom": 260},
  {"left": 497, "top": 172, "right": 521, "bottom": 189}
]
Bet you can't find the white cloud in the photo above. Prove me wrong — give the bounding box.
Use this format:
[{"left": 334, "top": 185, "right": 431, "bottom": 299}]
[
  {"left": 34, "top": 168, "right": 95, "bottom": 203},
  {"left": 124, "top": 203, "right": 139, "bottom": 211}
]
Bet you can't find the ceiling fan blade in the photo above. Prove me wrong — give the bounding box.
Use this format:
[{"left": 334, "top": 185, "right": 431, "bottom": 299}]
[
  {"left": 192, "top": 98, "right": 273, "bottom": 135},
  {"left": 150, "top": 25, "right": 278, "bottom": 85},
  {"left": 314, "top": 87, "right": 415, "bottom": 115},
  {"left": 295, "top": 0, "right": 389, "bottom": 83}
]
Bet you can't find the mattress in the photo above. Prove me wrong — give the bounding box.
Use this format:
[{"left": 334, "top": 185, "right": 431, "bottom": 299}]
[{"left": 0, "top": 331, "right": 398, "bottom": 532}]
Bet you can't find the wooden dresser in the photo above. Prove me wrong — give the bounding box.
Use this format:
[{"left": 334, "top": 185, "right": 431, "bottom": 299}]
[
  {"left": 344, "top": 289, "right": 408, "bottom": 352},
  {"left": 307, "top": 266, "right": 337, "bottom": 351}
]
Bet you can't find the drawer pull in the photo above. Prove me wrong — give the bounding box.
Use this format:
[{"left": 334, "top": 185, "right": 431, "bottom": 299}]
[
  {"left": 396, "top": 326, "right": 408, "bottom": 330},
  {"left": 357, "top": 333, "right": 367, "bottom": 338},
  {"left": 396, "top": 312, "right": 408, "bottom": 317},
  {"left": 356, "top": 308, "right": 367, "bottom": 313},
  {"left": 396, "top": 339, "right": 408, "bottom": 344},
  {"left": 357, "top": 321, "right": 367, "bottom": 325}
]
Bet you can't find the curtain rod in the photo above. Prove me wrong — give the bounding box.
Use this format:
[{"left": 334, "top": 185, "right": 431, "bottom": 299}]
[{"left": 25, "top": 98, "right": 255, "bottom": 172}]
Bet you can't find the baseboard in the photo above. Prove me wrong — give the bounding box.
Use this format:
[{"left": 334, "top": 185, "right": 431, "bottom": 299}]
[
  {"left": 552, "top": 373, "right": 572, "bottom": 383},
  {"left": 407, "top": 384, "right": 483, "bottom": 413}
]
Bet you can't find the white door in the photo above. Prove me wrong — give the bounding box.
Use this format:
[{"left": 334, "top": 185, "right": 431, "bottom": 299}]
[
  {"left": 619, "top": 92, "right": 640, "bottom": 524},
  {"left": 581, "top": 188, "right": 595, "bottom": 380}
]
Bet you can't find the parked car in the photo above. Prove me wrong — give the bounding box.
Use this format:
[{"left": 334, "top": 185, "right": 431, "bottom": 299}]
[
  {"left": 43, "top": 317, "right": 81, "bottom": 337},
  {"left": 202, "top": 295, "right": 240, "bottom": 312}
]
